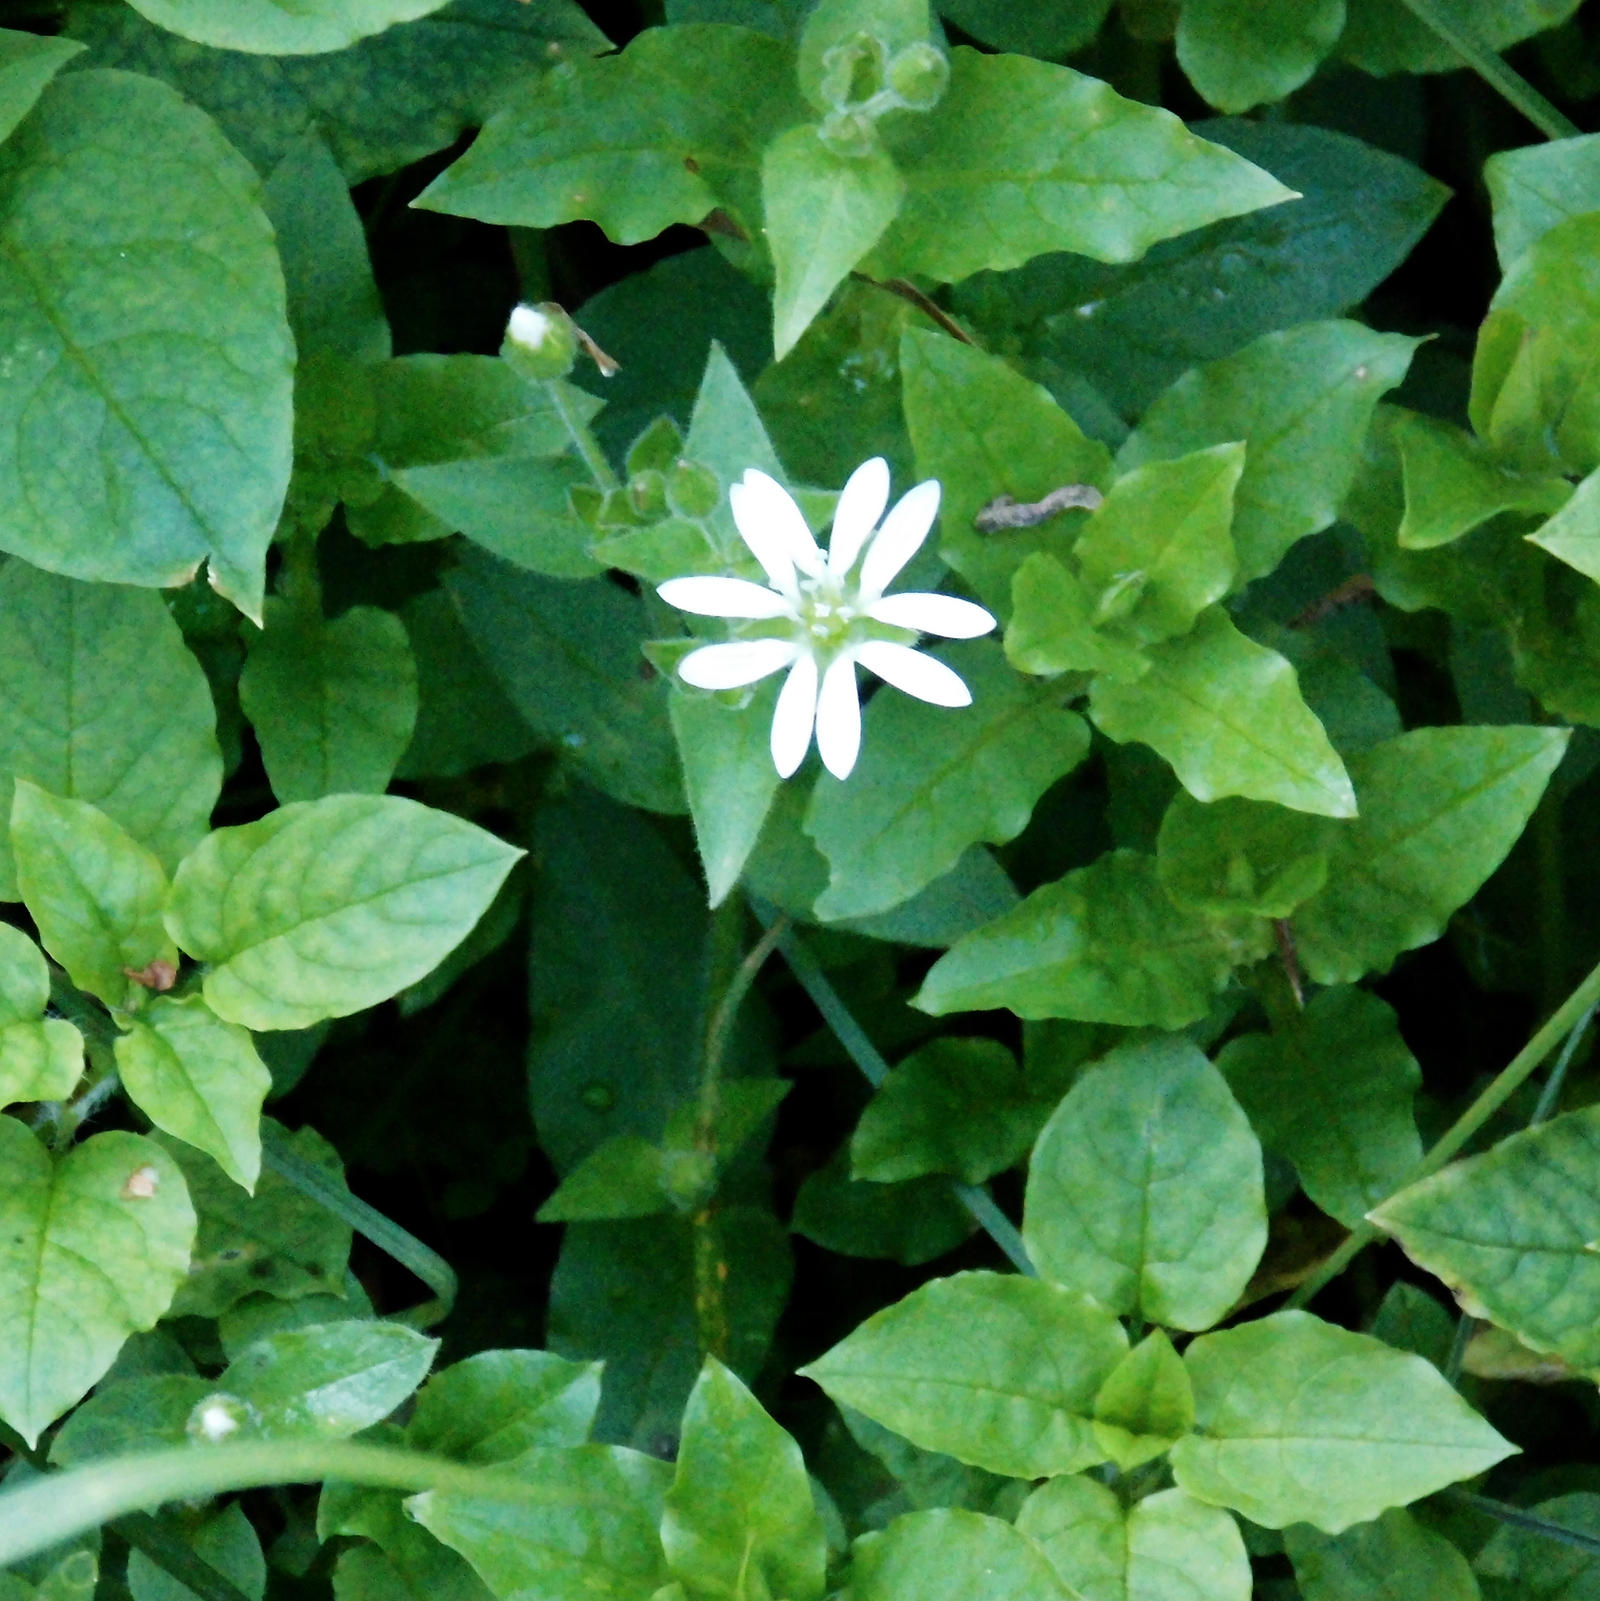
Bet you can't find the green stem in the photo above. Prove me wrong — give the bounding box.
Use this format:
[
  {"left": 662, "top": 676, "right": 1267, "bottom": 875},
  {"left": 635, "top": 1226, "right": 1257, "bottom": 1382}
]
[
  {"left": 0, "top": 1441, "right": 540, "bottom": 1565},
  {"left": 1397, "top": 0, "right": 1579, "bottom": 139},
  {"left": 546, "top": 379, "right": 619, "bottom": 491},
  {"left": 1449, "top": 1490, "right": 1600, "bottom": 1558},
  {"left": 1288, "top": 952, "right": 1600, "bottom": 1310}
]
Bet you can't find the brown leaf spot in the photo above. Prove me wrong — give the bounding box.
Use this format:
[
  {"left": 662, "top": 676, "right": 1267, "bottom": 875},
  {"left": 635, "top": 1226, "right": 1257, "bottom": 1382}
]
[
  {"left": 124, "top": 960, "right": 178, "bottom": 991},
  {"left": 122, "top": 1165, "right": 160, "bottom": 1200}
]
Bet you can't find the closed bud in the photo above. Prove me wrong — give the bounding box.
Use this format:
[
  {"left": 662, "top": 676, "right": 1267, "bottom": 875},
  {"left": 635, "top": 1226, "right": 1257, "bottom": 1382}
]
[
  {"left": 667, "top": 459, "right": 721, "bottom": 520},
  {"left": 818, "top": 32, "right": 887, "bottom": 111},
  {"left": 886, "top": 42, "right": 949, "bottom": 111},
  {"left": 817, "top": 108, "right": 881, "bottom": 160},
  {"left": 501, "top": 301, "right": 579, "bottom": 380},
  {"left": 628, "top": 468, "right": 668, "bottom": 520}
]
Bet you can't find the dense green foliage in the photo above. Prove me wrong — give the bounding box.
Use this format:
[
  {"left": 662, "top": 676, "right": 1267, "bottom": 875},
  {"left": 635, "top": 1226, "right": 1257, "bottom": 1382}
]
[{"left": 7, "top": 0, "right": 1600, "bottom": 1597}]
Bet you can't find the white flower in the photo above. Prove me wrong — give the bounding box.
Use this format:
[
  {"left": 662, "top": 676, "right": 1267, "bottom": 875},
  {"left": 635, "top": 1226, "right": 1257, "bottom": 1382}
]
[{"left": 657, "top": 458, "right": 996, "bottom": 780}]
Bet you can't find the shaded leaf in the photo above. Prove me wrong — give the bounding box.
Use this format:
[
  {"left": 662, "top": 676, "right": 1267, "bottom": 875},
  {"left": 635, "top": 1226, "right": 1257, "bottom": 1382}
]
[
  {"left": 852, "top": 1508, "right": 1072, "bottom": 1601},
  {"left": 1286, "top": 1508, "right": 1479, "bottom": 1601}
]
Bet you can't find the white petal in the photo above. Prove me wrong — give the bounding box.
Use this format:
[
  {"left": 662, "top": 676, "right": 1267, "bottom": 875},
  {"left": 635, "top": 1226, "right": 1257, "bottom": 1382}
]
[
  {"left": 770, "top": 652, "right": 819, "bottom": 778},
  {"left": 854, "top": 641, "right": 973, "bottom": 707},
  {"left": 868, "top": 592, "right": 996, "bottom": 639},
  {"left": 732, "top": 469, "right": 825, "bottom": 589},
  {"left": 815, "top": 654, "right": 863, "bottom": 779},
  {"left": 657, "top": 575, "right": 794, "bottom": 619},
  {"left": 859, "top": 479, "right": 941, "bottom": 601},
  {"left": 828, "top": 457, "right": 891, "bottom": 577},
  {"left": 678, "top": 639, "right": 798, "bottom": 690}
]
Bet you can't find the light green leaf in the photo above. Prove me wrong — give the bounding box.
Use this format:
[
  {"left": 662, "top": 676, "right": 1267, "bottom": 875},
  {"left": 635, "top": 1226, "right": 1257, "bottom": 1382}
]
[
  {"left": 796, "top": 0, "right": 933, "bottom": 107},
  {"left": 166, "top": 793, "right": 522, "bottom": 1030},
  {"left": 219, "top": 1320, "right": 437, "bottom": 1437},
  {"left": 408, "top": 1444, "right": 672, "bottom": 1601},
  {"left": 407, "top": 1350, "right": 602, "bottom": 1462},
  {"left": 417, "top": 25, "right": 805, "bottom": 243},
  {"left": 1527, "top": 461, "right": 1600, "bottom": 585},
  {"left": 1292, "top": 725, "right": 1569, "bottom": 984},
  {"left": 1487, "top": 131, "right": 1600, "bottom": 270},
  {"left": 664, "top": 1358, "right": 826, "bottom": 1601},
  {"left": 1286, "top": 1508, "right": 1479, "bottom": 1601},
  {"left": 799, "top": 1270, "right": 1128, "bottom": 1479},
  {"left": 535, "top": 1137, "right": 674, "bottom": 1223},
  {"left": 113, "top": 996, "right": 272, "bottom": 1194},
  {"left": 851, "top": 1037, "right": 1038, "bottom": 1185},
  {"left": 1156, "top": 792, "right": 1334, "bottom": 919},
  {"left": 240, "top": 602, "right": 419, "bottom": 804},
  {"left": 11, "top": 783, "right": 177, "bottom": 1009},
  {"left": 0, "top": 922, "right": 46, "bottom": 1027},
  {"left": 0, "top": 71, "right": 293, "bottom": 618},
  {"left": 852, "top": 1509, "right": 1072, "bottom": 1601},
  {"left": 1169, "top": 1310, "right": 1515, "bottom": 1532},
  {"left": 808, "top": 642, "right": 1089, "bottom": 920},
  {"left": 901, "top": 327, "right": 1113, "bottom": 614},
  {"left": 916, "top": 849, "right": 1267, "bottom": 1025},
  {"left": 0, "top": 924, "right": 76, "bottom": 1110},
  {"left": 684, "top": 342, "right": 788, "bottom": 562},
  {"left": 1372, "top": 1103, "right": 1600, "bottom": 1372},
  {"left": 124, "top": 0, "right": 452, "bottom": 55},
  {"left": 1024, "top": 1034, "right": 1265, "bottom": 1330},
  {"left": 0, "top": 557, "right": 221, "bottom": 906},
  {"left": 1217, "top": 987, "right": 1420, "bottom": 1228},
  {"left": 869, "top": 49, "right": 1294, "bottom": 283},
  {"left": 1075, "top": 444, "right": 1244, "bottom": 646},
  {"left": 0, "top": 1119, "right": 195, "bottom": 1446},
  {"left": 1019, "top": 1477, "right": 1251, "bottom": 1601},
  {"left": 1091, "top": 1330, "right": 1194, "bottom": 1470},
  {"left": 1395, "top": 412, "right": 1570, "bottom": 549},
  {"left": 1005, "top": 554, "right": 1150, "bottom": 680},
  {"left": 1089, "top": 609, "right": 1355, "bottom": 818},
  {"left": 765, "top": 127, "right": 903, "bottom": 359},
  {"left": 1119, "top": 322, "right": 1418, "bottom": 581},
  {"left": 0, "top": 28, "right": 82, "bottom": 144},
  {"left": 1176, "top": 0, "right": 1344, "bottom": 113}
]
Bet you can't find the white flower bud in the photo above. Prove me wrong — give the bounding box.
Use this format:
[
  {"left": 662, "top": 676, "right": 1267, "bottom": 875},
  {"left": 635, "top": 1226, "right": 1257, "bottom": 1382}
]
[{"left": 502, "top": 301, "right": 579, "bottom": 380}]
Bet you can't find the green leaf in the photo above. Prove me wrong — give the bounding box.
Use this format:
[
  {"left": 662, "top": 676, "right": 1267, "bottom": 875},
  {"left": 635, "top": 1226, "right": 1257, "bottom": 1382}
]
[
  {"left": 1090, "top": 609, "right": 1355, "bottom": 818},
  {"left": 1339, "top": 0, "right": 1581, "bottom": 75},
  {"left": 417, "top": 25, "right": 805, "bottom": 244},
  {"left": 114, "top": 996, "right": 271, "bottom": 1194},
  {"left": 0, "top": 71, "right": 293, "bottom": 619},
  {"left": 123, "top": 0, "right": 453, "bottom": 55},
  {"left": 1526, "top": 461, "right": 1600, "bottom": 585},
  {"left": 48, "top": 1375, "right": 210, "bottom": 1467},
  {"left": 868, "top": 49, "right": 1294, "bottom": 283},
  {"left": 1372, "top": 1103, "right": 1600, "bottom": 1372},
  {"left": 839, "top": 1404, "right": 1007, "bottom": 1515},
  {"left": 1286, "top": 1508, "right": 1479, "bottom": 1601},
  {"left": 664, "top": 1358, "right": 826, "bottom": 1601},
  {"left": 936, "top": 0, "right": 1111, "bottom": 57},
  {"left": 1217, "top": 987, "right": 1421, "bottom": 1228},
  {"left": 159, "top": 1122, "right": 352, "bottom": 1318},
  {"left": 1024, "top": 1034, "right": 1265, "bottom": 1330},
  {"left": 1291, "top": 726, "right": 1569, "bottom": 984},
  {"left": 917, "top": 848, "right": 1266, "bottom": 1025},
  {"left": 901, "top": 328, "right": 1113, "bottom": 613},
  {"left": 1487, "top": 131, "right": 1600, "bottom": 270},
  {"left": 791, "top": 1151, "right": 974, "bottom": 1265},
  {"left": 1004, "top": 555, "right": 1150, "bottom": 680},
  {"left": 219, "top": 1321, "right": 437, "bottom": 1438},
  {"left": 1119, "top": 322, "right": 1418, "bottom": 581},
  {"left": 1091, "top": 1330, "right": 1195, "bottom": 1470},
  {"left": 536, "top": 1137, "right": 676, "bottom": 1223},
  {"left": 1395, "top": 412, "right": 1570, "bottom": 550},
  {"left": 0, "top": 923, "right": 81, "bottom": 1111},
  {"left": 765, "top": 127, "right": 903, "bottom": 359},
  {"left": 1156, "top": 792, "right": 1335, "bottom": 919},
  {"left": 407, "top": 1350, "right": 602, "bottom": 1462},
  {"left": 1169, "top": 1310, "right": 1515, "bottom": 1532},
  {"left": 240, "top": 602, "right": 419, "bottom": 804},
  {"left": 0, "top": 28, "right": 82, "bottom": 143},
  {"left": 11, "top": 783, "right": 177, "bottom": 1009},
  {"left": 852, "top": 1509, "right": 1072, "bottom": 1601},
  {"left": 683, "top": 342, "right": 788, "bottom": 560},
  {"left": 1176, "top": 0, "right": 1344, "bottom": 113},
  {"left": 0, "top": 1119, "right": 195, "bottom": 1446},
  {"left": 128, "top": 1505, "right": 264, "bottom": 1601},
  {"left": 448, "top": 549, "right": 683, "bottom": 815},
  {"left": 796, "top": 0, "right": 933, "bottom": 106},
  {"left": 166, "top": 793, "right": 522, "bottom": 1031},
  {"left": 1474, "top": 1493, "right": 1600, "bottom": 1601},
  {"left": 409, "top": 1445, "right": 671, "bottom": 1601},
  {"left": 800, "top": 1270, "right": 1128, "bottom": 1479},
  {"left": 807, "top": 643, "right": 1089, "bottom": 920},
  {"left": 1019, "top": 1477, "right": 1251, "bottom": 1601},
  {"left": 851, "top": 1037, "right": 1038, "bottom": 1185},
  {"left": 0, "top": 562, "right": 221, "bottom": 911}
]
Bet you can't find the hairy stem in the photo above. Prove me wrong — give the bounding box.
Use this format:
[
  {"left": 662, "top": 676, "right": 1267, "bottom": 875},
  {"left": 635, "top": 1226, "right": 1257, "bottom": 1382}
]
[{"left": 545, "top": 378, "right": 620, "bottom": 491}]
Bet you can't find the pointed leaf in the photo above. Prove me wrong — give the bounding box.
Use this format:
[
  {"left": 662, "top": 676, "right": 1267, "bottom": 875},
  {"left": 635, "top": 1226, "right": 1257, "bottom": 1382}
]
[
  {"left": 166, "top": 794, "right": 522, "bottom": 1030},
  {"left": 853, "top": 1509, "right": 1073, "bottom": 1601},
  {"left": 800, "top": 1270, "right": 1129, "bottom": 1479},
  {"left": 1527, "top": 460, "right": 1600, "bottom": 585},
  {"left": 1092, "top": 1330, "right": 1194, "bottom": 1470},
  {"left": 407, "top": 1350, "right": 602, "bottom": 1462},
  {"left": 1487, "top": 130, "right": 1600, "bottom": 269},
  {"left": 0, "top": 1120, "right": 195, "bottom": 1446},
  {"left": 0, "top": 29, "right": 82, "bottom": 144},
  {"left": 1006, "top": 554, "right": 1151, "bottom": 681}
]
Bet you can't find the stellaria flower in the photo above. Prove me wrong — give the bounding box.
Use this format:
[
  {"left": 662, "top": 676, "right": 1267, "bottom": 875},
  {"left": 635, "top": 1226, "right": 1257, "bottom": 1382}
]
[{"left": 657, "top": 458, "right": 996, "bottom": 780}]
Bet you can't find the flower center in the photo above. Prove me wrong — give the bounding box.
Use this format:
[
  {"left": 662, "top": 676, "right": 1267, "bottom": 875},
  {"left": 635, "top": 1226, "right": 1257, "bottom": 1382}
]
[{"left": 797, "top": 574, "right": 858, "bottom": 650}]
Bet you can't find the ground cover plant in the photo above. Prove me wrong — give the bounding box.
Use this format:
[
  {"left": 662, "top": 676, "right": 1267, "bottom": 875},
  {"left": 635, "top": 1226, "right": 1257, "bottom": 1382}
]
[{"left": 9, "top": 0, "right": 1600, "bottom": 1595}]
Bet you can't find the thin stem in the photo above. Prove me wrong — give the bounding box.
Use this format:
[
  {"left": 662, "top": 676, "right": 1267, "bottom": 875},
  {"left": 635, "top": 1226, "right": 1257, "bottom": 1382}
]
[
  {"left": 1288, "top": 951, "right": 1600, "bottom": 1309},
  {"left": 852, "top": 274, "right": 978, "bottom": 347},
  {"left": 1442, "top": 1309, "right": 1477, "bottom": 1385},
  {"left": 1448, "top": 1490, "right": 1600, "bottom": 1558},
  {"left": 546, "top": 379, "right": 619, "bottom": 491},
  {"left": 1397, "top": 0, "right": 1579, "bottom": 139}
]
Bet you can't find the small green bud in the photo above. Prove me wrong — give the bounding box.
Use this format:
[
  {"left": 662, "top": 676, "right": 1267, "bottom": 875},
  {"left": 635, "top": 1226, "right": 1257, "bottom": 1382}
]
[
  {"left": 501, "top": 301, "right": 579, "bottom": 381},
  {"left": 628, "top": 468, "right": 668, "bottom": 520},
  {"left": 626, "top": 414, "right": 685, "bottom": 478},
  {"left": 886, "top": 41, "right": 949, "bottom": 111},
  {"left": 817, "top": 108, "right": 881, "bottom": 159},
  {"left": 667, "top": 459, "right": 721, "bottom": 521},
  {"left": 818, "top": 32, "right": 887, "bottom": 111},
  {"left": 1090, "top": 569, "right": 1149, "bottom": 626}
]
